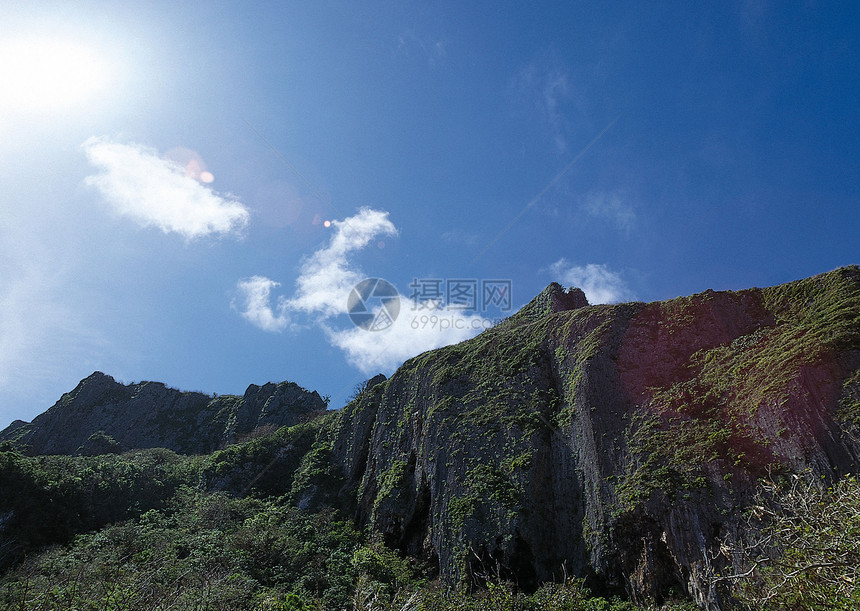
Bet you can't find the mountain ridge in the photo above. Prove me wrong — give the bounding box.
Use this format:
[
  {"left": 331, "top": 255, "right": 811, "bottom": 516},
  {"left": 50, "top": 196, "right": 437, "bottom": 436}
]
[
  {"left": 1, "top": 266, "right": 858, "bottom": 609},
  {"left": 1, "top": 371, "right": 326, "bottom": 455},
  {"left": 324, "top": 265, "right": 859, "bottom": 607}
]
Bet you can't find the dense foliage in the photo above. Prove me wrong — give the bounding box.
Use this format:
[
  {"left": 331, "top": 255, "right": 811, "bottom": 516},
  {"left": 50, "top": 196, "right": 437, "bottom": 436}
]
[
  {"left": 0, "top": 488, "right": 362, "bottom": 609},
  {"left": 723, "top": 474, "right": 860, "bottom": 610},
  {"left": 2, "top": 403, "right": 858, "bottom": 606},
  {"left": 7, "top": 421, "right": 855, "bottom": 609},
  {"left": 0, "top": 429, "right": 690, "bottom": 610},
  {"left": 0, "top": 447, "right": 198, "bottom": 568},
  {"left": 1, "top": 268, "right": 857, "bottom": 609}
]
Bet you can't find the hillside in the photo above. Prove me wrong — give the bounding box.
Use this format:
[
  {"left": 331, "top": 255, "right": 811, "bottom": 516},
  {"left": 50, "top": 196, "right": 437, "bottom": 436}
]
[
  {"left": 0, "top": 373, "right": 326, "bottom": 455},
  {"left": 327, "top": 266, "right": 860, "bottom": 607},
  {"left": 1, "top": 266, "right": 858, "bottom": 610}
]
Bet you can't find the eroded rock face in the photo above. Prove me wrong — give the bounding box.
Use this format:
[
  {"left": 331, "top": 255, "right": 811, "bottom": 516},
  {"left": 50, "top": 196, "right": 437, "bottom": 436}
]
[
  {"left": 331, "top": 266, "right": 860, "bottom": 609},
  {"left": 1, "top": 373, "right": 326, "bottom": 455},
  {"left": 2, "top": 267, "right": 857, "bottom": 609},
  {"left": 509, "top": 282, "right": 589, "bottom": 323}
]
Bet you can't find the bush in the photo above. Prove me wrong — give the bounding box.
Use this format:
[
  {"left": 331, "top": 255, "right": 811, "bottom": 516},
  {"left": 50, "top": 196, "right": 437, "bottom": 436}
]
[{"left": 722, "top": 473, "right": 860, "bottom": 610}]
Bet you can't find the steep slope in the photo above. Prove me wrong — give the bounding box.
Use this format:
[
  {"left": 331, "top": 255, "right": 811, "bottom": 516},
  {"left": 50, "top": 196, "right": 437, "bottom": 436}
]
[
  {"left": 330, "top": 266, "right": 860, "bottom": 608},
  {"left": 1, "top": 267, "right": 856, "bottom": 609},
  {"left": 0, "top": 373, "right": 326, "bottom": 455}
]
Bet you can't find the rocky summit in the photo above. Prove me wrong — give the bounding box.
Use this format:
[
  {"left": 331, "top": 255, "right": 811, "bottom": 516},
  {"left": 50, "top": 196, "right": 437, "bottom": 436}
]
[
  {"left": 1, "top": 266, "right": 858, "bottom": 610},
  {"left": 0, "top": 373, "right": 326, "bottom": 455},
  {"left": 327, "top": 266, "right": 859, "bottom": 607}
]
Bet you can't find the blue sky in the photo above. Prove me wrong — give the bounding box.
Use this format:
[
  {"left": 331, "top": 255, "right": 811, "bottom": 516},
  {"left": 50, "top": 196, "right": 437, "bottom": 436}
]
[{"left": 1, "top": 1, "right": 857, "bottom": 426}]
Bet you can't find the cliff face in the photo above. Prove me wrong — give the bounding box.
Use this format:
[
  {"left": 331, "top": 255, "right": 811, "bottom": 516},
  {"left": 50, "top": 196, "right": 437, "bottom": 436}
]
[
  {"left": 0, "top": 373, "right": 326, "bottom": 455},
  {"left": 330, "top": 267, "right": 860, "bottom": 608},
  {"left": 2, "top": 267, "right": 857, "bottom": 609}
]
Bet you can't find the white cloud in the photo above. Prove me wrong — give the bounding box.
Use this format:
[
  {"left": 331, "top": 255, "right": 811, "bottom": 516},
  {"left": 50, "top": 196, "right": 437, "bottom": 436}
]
[
  {"left": 549, "top": 259, "right": 632, "bottom": 304},
  {"left": 286, "top": 208, "right": 398, "bottom": 317},
  {"left": 235, "top": 276, "right": 289, "bottom": 333},
  {"left": 326, "top": 306, "right": 490, "bottom": 374},
  {"left": 236, "top": 207, "right": 493, "bottom": 374},
  {"left": 82, "top": 137, "right": 249, "bottom": 238},
  {"left": 583, "top": 191, "right": 636, "bottom": 233}
]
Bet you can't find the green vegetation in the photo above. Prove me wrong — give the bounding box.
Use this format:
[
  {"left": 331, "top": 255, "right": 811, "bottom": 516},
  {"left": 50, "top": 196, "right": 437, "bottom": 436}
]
[
  {"left": 373, "top": 458, "right": 409, "bottom": 516},
  {"left": 837, "top": 368, "right": 860, "bottom": 427},
  {"left": 446, "top": 462, "right": 521, "bottom": 536},
  {"left": 0, "top": 416, "right": 669, "bottom": 610},
  {"left": 389, "top": 578, "right": 647, "bottom": 610},
  {"left": 726, "top": 474, "right": 860, "bottom": 610},
  {"left": 549, "top": 307, "right": 617, "bottom": 429},
  {"left": 203, "top": 418, "right": 325, "bottom": 498},
  {"left": 762, "top": 266, "right": 860, "bottom": 352},
  {"left": 0, "top": 440, "right": 658, "bottom": 610},
  {"left": 0, "top": 488, "right": 363, "bottom": 609},
  {"left": 2, "top": 268, "right": 857, "bottom": 609},
  {"left": 615, "top": 267, "right": 860, "bottom": 511},
  {"left": 288, "top": 418, "right": 348, "bottom": 511},
  {"left": 378, "top": 316, "right": 564, "bottom": 589},
  {"left": 0, "top": 447, "right": 198, "bottom": 565}
]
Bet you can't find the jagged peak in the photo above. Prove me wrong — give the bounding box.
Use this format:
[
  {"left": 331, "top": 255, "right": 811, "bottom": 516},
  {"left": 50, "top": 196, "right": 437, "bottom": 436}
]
[
  {"left": 68, "top": 371, "right": 133, "bottom": 395},
  {"left": 0, "top": 419, "right": 29, "bottom": 437},
  {"left": 3, "top": 372, "right": 327, "bottom": 455},
  {"left": 507, "top": 282, "right": 589, "bottom": 324},
  {"left": 81, "top": 371, "right": 118, "bottom": 385},
  {"left": 365, "top": 373, "right": 387, "bottom": 390}
]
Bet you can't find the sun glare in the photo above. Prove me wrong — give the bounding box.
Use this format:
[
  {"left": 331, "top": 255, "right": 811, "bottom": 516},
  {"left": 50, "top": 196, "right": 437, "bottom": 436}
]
[{"left": 0, "top": 37, "right": 111, "bottom": 113}]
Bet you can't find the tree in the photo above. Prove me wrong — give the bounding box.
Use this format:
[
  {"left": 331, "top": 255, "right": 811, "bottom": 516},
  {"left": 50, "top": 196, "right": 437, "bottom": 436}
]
[{"left": 721, "top": 473, "right": 860, "bottom": 609}]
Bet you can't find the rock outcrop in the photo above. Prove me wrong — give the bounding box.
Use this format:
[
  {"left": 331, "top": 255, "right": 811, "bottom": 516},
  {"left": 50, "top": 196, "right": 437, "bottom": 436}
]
[
  {"left": 329, "top": 266, "right": 860, "bottom": 608},
  {"left": 2, "top": 267, "right": 857, "bottom": 609},
  {"left": 1, "top": 373, "right": 326, "bottom": 455}
]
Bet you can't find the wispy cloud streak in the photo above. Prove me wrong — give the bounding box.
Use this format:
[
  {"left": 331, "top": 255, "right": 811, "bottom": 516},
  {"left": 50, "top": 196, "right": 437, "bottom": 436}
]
[{"left": 583, "top": 191, "right": 636, "bottom": 234}]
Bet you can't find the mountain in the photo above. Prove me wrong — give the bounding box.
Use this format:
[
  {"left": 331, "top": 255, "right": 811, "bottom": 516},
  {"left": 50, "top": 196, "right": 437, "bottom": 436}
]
[
  {"left": 322, "top": 266, "right": 859, "bottom": 607},
  {"left": 1, "top": 266, "right": 858, "bottom": 609},
  {"left": 0, "top": 373, "right": 326, "bottom": 455}
]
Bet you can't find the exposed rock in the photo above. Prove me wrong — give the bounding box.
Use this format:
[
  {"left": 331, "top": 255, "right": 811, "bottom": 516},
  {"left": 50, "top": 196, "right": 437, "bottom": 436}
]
[
  {"left": 1, "top": 373, "right": 326, "bottom": 455},
  {"left": 330, "top": 266, "right": 860, "bottom": 609},
  {"left": 365, "top": 373, "right": 388, "bottom": 391},
  {"left": 507, "top": 282, "right": 589, "bottom": 324},
  {"left": 2, "top": 266, "right": 858, "bottom": 610}
]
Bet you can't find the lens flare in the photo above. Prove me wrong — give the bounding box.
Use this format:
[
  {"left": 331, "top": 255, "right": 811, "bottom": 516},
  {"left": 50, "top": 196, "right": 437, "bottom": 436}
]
[{"left": 163, "top": 148, "right": 215, "bottom": 183}]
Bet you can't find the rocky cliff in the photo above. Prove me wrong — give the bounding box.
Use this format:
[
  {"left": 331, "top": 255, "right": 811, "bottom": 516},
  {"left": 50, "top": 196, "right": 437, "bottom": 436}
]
[
  {"left": 0, "top": 373, "right": 326, "bottom": 455},
  {"left": 327, "top": 267, "right": 860, "bottom": 608},
  {"left": 2, "top": 267, "right": 857, "bottom": 609}
]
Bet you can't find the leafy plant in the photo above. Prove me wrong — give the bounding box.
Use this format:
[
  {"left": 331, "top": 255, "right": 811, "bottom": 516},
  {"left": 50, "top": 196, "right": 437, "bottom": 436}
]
[{"left": 719, "top": 473, "right": 860, "bottom": 610}]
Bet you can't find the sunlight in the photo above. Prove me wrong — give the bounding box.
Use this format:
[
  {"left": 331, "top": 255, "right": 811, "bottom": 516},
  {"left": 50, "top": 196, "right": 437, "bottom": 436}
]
[{"left": 0, "top": 36, "right": 112, "bottom": 113}]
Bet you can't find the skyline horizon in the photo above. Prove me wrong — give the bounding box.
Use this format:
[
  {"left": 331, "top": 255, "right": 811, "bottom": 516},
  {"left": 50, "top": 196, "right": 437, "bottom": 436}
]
[{"left": 2, "top": 2, "right": 857, "bottom": 426}]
